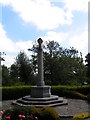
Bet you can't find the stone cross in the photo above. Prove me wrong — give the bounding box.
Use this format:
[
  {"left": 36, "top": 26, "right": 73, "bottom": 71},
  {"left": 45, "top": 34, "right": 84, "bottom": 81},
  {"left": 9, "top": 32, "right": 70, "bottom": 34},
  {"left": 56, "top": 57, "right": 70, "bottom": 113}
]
[{"left": 37, "top": 38, "right": 45, "bottom": 86}]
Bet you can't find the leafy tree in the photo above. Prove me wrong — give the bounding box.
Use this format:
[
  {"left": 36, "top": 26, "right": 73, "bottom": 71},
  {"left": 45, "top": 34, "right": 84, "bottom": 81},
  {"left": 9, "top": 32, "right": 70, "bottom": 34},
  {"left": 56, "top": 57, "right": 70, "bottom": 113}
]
[
  {"left": 85, "top": 53, "right": 90, "bottom": 83},
  {"left": 10, "top": 64, "right": 19, "bottom": 84},
  {"left": 2, "top": 65, "right": 10, "bottom": 86},
  {"left": 31, "top": 40, "right": 86, "bottom": 85},
  {"left": 10, "top": 51, "right": 36, "bottom": 85}
]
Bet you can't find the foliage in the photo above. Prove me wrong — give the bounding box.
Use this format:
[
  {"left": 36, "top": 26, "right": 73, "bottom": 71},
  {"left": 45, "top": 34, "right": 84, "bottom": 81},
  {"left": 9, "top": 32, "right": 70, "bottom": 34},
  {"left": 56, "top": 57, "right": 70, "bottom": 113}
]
[
  {"left": 2, "top": 65, "right": 11, "bottom": 86},
  {"left": 72, "top": 113, "right": 90, "bottom": 120},
  {"left": 63, "top": 91, "right": 87, "bottom": 100},
  {"left": 85, "top": 53, "right": 90, "bottom": 83},
  {"left": 9, "top": 51, "right": 37, "bottom": 85},
  {"left": 51, "top": 86, "right": 88, "bottom": 100},
  {"left": 87, "top": 93, "right": 90, "bottom": 102},
  {"left": 2, "top": 40, "right": 88, "bottom": 86},
  {"left": 1, "top": 85, "right": 90, "bottom": 100},
  {"left": 2, "top": 86, "right": 31, "bottom": 100},
  {"left": 39, "top": 106, "right": 58, "bottom": 120},
  {"left": 1, "top": 106, "right": 58, "bottom": 120},
  {"left": 31, "top": 41, "right": 87, "bottom": 85}
]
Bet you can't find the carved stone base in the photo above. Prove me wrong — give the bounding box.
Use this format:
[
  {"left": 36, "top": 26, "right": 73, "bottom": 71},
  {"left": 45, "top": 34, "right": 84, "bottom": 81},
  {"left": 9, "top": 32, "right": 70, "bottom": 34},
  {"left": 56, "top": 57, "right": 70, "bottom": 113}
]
[
  {"left": 12, "top": 85, "right": 68, "bottom": 107},
  {"left": 31, "top": 86, "right": 51, "bottom": 98}
]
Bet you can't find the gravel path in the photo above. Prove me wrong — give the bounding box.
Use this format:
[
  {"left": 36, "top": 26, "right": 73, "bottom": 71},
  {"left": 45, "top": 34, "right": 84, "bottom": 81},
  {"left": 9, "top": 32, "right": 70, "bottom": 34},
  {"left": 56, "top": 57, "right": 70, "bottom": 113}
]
[
  {"left": 54, "top": 99, "right": 90, "bottom": 119},
  {"left": 0, "top": 99, "right": 90, "bottom": 120}
]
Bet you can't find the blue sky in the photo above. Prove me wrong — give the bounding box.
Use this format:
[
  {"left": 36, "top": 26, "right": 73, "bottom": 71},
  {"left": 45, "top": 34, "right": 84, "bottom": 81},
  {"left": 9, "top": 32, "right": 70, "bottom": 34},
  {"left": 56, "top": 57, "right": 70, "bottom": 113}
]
[{"left": 0, "top": 0, "right": 89, "bottom": 67}]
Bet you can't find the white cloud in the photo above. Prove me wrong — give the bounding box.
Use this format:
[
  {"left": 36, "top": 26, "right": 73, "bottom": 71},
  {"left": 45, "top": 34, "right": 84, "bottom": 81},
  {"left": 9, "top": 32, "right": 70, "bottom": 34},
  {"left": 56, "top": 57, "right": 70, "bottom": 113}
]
[
  {"left": 0, "top": 0, "right": 88, "bottom": 31},
  {"left": 42, "top": 31, "right": 69, "bottom": 44},
  {"left": 63, "top": 0, "right": 89, "bottom": 13},
  {"left": 0, "top": 0, "right": 73, "bottom": 30},
  {"left": 0, "top": 23, "right": 33, "bottom": 67},
  {"left": 0, "top": 0, "right": 88, "bottom": 65},
  {"left": 69, "top": 30, "right": 88, "bottom": 57},
  {"left": 0, "top": 22, "right": 88, "bottom": 66},
  {"left": 41, "top": 28, "right": 88, "bottom": 58},
  {"left": 0, "top": 24, "right": 15, "bottom": 53}
]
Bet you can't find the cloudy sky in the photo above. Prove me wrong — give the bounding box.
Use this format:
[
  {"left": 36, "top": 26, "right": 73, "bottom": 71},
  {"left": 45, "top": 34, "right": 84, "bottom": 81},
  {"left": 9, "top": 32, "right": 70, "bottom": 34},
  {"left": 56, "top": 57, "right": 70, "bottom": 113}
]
[{"left": 0, "top": 0, "right": 89, "bottom": 67}]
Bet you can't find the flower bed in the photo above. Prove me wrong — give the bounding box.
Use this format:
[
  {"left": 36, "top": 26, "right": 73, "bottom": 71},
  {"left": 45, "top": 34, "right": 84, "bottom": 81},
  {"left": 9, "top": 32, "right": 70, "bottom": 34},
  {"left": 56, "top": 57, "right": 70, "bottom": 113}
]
[{"left": 0, "top": 106, "right": 59, "bottom": 120}]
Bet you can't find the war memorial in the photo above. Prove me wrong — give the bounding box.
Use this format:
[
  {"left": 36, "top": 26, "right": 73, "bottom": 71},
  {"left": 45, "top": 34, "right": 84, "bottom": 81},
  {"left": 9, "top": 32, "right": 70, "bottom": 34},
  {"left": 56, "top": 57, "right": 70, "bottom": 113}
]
[{"left": 14, "top": 38, "right": 67, "bottom": 107}]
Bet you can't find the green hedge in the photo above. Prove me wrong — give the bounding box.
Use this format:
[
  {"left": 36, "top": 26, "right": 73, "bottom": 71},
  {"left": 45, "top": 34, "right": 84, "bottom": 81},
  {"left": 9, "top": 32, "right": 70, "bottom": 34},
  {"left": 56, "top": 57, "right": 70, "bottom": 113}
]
[
  {"left": 2, "top": 86, "right": 31, "bottom": 100},
  {"left": 1, "top": 85, "right": 90, "bottom": 100},
  {"left": 51, "top": 85, "right": 90, "bottom": 96}
]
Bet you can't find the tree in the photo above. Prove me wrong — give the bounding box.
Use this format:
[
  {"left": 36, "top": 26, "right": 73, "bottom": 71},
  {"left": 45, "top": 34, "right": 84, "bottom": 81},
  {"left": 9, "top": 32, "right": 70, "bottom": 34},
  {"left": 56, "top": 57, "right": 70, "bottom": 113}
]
[
  {"left": 30, "top": 40, "right": 87, "bottom": 85},
  {"left": 2, "top": 65, "right": 10, "bottom": 86},
  {"left": 85, "top": 53, "right": 90, "bottom": 83},
  {"left": 10, "top": 51, "right": 35, "bottom": 85},
  {"left": 10, "top": 64, "right": 18, "bottom": 84}
]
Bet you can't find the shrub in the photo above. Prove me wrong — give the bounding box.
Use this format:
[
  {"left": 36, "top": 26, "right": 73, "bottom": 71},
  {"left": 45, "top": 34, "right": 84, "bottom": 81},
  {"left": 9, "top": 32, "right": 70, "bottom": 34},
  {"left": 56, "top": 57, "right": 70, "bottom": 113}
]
[
  {"left": 2, "top": 106, "right": 58, "bottom": 120},
  {"left": 39, "top": 106, "right": 58, "bottom": 120},
  {"left": 72, "top": 113, "right": 90, "bottom": 120},
  {"left": 2, "top": 106, "right": 40, "bottom": 120},
  {"left": 51, "top": 85, "right": 90, "bottom": 100},
  {"left": 2, "top": 109, "right": 12, "bottom": 120},
  {"left": 63, "top": 90, "right": 87, "bottom": 100},
  {"left": 87, "top": 93, "right": 90, "bottom": 102}
]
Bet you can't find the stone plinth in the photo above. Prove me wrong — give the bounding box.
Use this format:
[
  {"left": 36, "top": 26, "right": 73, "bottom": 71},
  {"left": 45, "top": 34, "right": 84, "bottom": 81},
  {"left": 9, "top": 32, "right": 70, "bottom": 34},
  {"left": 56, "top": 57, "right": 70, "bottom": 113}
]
[{"left": 31, "top": 86, "right": 51, "bottom": 98}]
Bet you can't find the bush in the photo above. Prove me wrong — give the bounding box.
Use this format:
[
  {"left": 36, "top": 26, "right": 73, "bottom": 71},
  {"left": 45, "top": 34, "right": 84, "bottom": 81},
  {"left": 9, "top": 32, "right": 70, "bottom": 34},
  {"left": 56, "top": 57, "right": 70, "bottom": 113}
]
[
  {"left": 51, "top": 86, "right": 88, "bottom": 100},
  {"left": 72, "top": 113, "right": 90, "bottom": 120},
  {"left": 39, "top": 106, "right": 58, "bottom": 120},
  {"left": 51, "top": 85, "right": 90, "bottom": 96},
  {"left": 2, "top": 106, "right": 58, "bottom": 120},
  {"left": 87, "top": 93, "right": 90, "bottom": 102},
  {"left": 63, "top": 90, "right": 87, "bottom": 100},
  {"left": 2, "top": 106, "right": 40, "bottom": 120}
]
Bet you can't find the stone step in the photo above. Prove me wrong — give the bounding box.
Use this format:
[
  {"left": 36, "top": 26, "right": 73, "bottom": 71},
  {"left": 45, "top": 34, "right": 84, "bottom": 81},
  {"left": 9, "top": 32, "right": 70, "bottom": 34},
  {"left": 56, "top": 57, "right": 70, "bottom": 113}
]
[
  {"left": 22, "top": 95, "right": 60, "bottom": 101},
  {"left": 17, "top": 97, "right": 63, "bottom": 105},
  {"left": 13, "top": 99, "right": 68, "bottom": 107}
]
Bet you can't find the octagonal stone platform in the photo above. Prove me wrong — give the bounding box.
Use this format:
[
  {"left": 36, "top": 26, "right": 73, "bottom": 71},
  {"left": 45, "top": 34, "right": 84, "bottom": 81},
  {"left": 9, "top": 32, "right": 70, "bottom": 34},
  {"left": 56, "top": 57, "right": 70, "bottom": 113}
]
[
  {"left": 13, "top": 86, "right": 68, "bottom": 107},
  {"left": 13, "top": 95, "right": 67, "bottom": 107}
]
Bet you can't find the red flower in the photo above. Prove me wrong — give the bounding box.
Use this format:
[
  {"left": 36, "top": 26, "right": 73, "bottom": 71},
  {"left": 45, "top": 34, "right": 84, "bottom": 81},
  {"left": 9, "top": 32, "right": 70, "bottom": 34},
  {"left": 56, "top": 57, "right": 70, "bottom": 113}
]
[
  {"left": 0, "top": 110, "right": 4, "bottom": 115},
  {"left": 22, "top": 115, "right": 25, "bottom": 119},
  {"left": 19, "top": 114, "right": 25, "bottom": 119},
  {"left": 6, "top": 115, "right": 10, "bottom": 119},
  {"left": 19, "top": 114, "right": 22, "bottom": 118}
]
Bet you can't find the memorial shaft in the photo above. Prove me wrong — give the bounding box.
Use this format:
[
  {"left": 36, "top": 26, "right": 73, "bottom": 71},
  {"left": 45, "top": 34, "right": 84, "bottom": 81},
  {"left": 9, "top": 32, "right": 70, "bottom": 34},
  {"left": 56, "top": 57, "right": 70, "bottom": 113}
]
[{"left": 37, "top": 38, "right": 45, "bottom": 86}]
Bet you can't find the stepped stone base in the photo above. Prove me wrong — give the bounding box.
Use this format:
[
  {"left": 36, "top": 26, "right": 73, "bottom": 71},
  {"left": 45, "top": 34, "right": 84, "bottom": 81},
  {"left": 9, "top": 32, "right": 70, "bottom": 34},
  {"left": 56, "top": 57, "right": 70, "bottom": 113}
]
[
  {"left": 13, "top": 95, "right": 68, "bottom": 107},
  {"left": 13, "top": 86, "right": 68, "bottom": 107}
]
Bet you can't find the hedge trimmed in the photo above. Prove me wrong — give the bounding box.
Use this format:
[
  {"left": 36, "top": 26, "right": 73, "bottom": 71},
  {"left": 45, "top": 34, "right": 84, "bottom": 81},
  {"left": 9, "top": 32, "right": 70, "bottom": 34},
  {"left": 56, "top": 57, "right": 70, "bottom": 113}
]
[
  {"left": 51, "top": 85, "right": 90, "bottom": 96},
  {"left": 1, "top": 85, "right": 90, "bottom": 100},
  {"left": 2, "top": 86, "right": 31, "bottom": 100}
]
